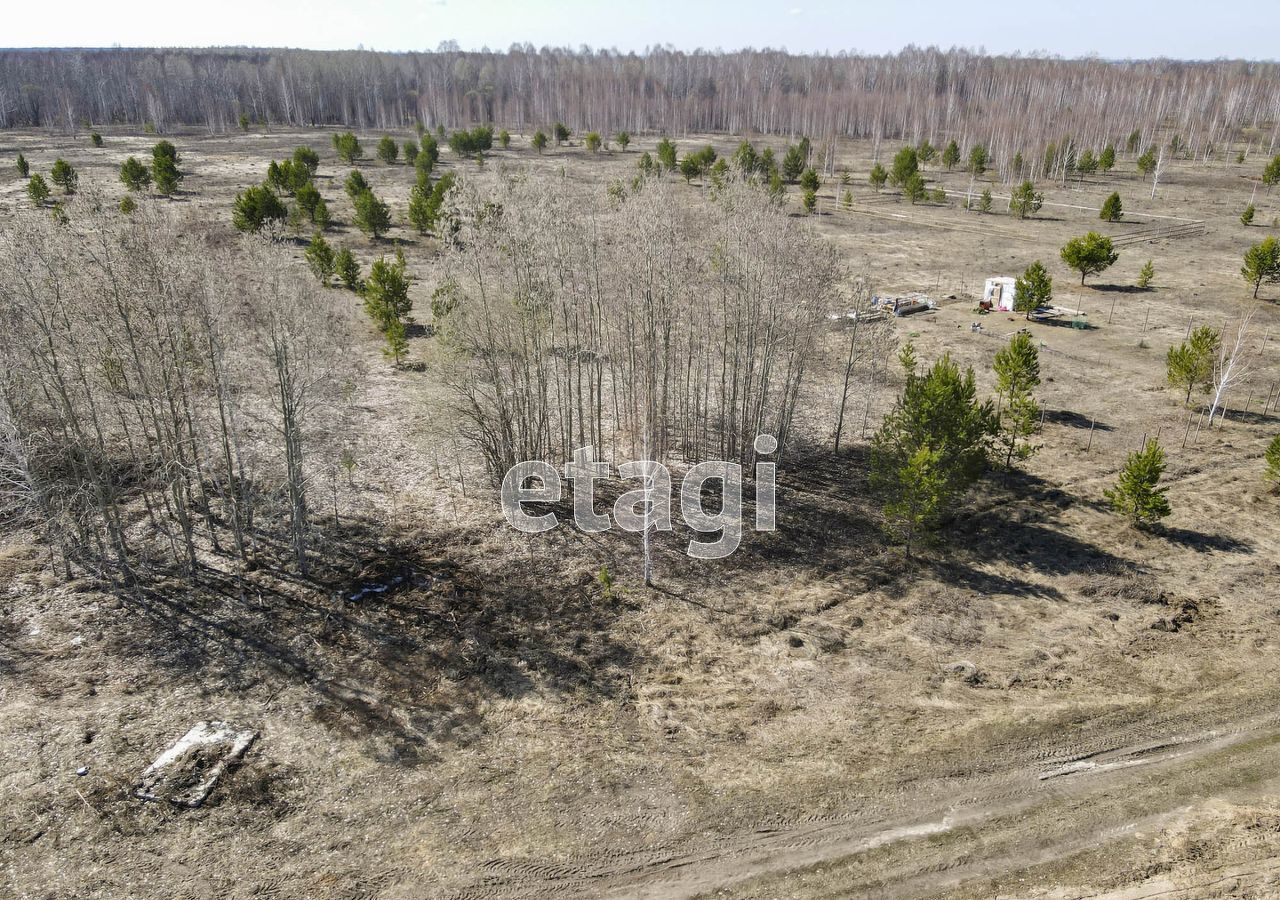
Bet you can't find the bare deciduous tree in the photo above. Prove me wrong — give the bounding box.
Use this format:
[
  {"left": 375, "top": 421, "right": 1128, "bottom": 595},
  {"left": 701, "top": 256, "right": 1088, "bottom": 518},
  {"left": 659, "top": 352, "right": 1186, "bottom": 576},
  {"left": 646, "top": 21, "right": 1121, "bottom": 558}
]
[
  {"left": 1207, "top": 308, "right": 1256, "bottom": 425},
  {"left": 434, "top": 171, "right": 841, "bottom": 483},
  {"left": 0, "top": 191, "right": 356, "bottom": 584}
]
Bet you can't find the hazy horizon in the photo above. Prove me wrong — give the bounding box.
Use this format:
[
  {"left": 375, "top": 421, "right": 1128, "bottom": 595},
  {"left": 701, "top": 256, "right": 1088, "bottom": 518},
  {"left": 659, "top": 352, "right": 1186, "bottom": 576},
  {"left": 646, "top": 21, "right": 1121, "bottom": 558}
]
[
  {"left": 3, "top": 43, "right": 1278, "bottom": 65},
  {"left": 7, "top": 0, "right": 1280, "bottom": 63}
]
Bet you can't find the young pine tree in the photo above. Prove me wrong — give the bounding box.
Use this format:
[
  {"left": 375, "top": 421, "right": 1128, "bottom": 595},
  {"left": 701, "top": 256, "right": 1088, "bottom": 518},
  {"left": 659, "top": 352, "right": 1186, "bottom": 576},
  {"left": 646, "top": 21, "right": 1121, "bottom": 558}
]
[
  {"left": 424, "top": 172, "right": 456, "bottom": 236},
  {"left": 353, "top": 190, "right": 392, "bottom": 238},
  {"left": 152, "top": 139, "right": 179, "bottom": 166},
  {"left": 709, "top": 157, "right": 729, "bottom": 189},
  {"left": 333, "top": 132, "right": 362, "bottom": 164},
  {"left": 293, "top": 145, "right": 320, "bottom": 176},
  {"left": 871, "top": 353, "right": 997, "bottom": 555},
  {"left": 656, "top": 138, "right": 677, "bottom": 172},
  {"left": 1100, "top": 191, "right": 1123, "bottom": 222},
  {"left": 994, "top": 332, "right": 1041, "bottom": 394},
  {"left": 1105, "top": 440, "right": 1172, "bottom": 527},
  {"left": 382, "top": 316, "right": 409, "bottom": 367},
  {"left": 941, "top": 140, "right": 960, "bottom": 171},
  {"left": 151, "top": 141, "right": 181, "bottom": 196},
  {"left": 50, "top": 158, "right": 78, "bottom": 194},
  {"left": 335, "top": 248, "right": 362, "bottom": 291},
  {"left": 151, "top": 151, "right": 182, "bottom": 196},
  {"left": 1013, "top": 261, "right": 1053, "bottom": 318},
  {"left": 294, "top": 181, "right": 324, "bottom": 225},
  {"left": 1137, "top": 147, "right": 1158, "bottom": 184},
  {"left": 408, "top": 171, "right": 433, "bottom": 234},
  {"left": 903, "top": 173, "right": 927, "bottom": 204},
  {"left": 1166, "top": 325, "right": 1220, "bottom": 405},
  {"left": 1010, "top": 180, "right": 1043, "bottom": 219},
  {"left": 759, "top": 147, "right": 777, "bottom": 179},
  {"left": 362, "top": 252, "right": 412, "bottom": 329},
  {"left": 1061, "top": 232, "right": 1119, "bottom": 285},
  {"left": 305, "top": 232, "right": 336, "bottom": 283},
  {"left": 419, "top": 134, "right": 439, "bottom": 169},
  {"left": 1241, "top": 204, "right": 1256, "bottom": 226},
  {"left": 1265, "top": 435, "right": 1280, "bottom": 490},
  {"left": 782, "top": 143, "right": 807, "bottom": 182},
  {"left": 312, "top": 196, "right": 330, "bottom": 231},
  {"left": 1076, "top": 148, "right": 1098, "bottom": 178},
  {"left": 231, "top": 184, "right": 287, "bottom": 232},
  {"left": 120, "top": 156, "right": 151, "bottom": 191},
  {"left": 1242, "top": 236, "right": 1280, "bottom": 298},
  {"left": 344, "top": 169, "right": 369, "bottom": 200},
  {"left": 1137, "top": 259, "right": 1155, "bottom": 289},
  {"left": 16, "top": 153, "right": 30, "bottom": 178},
  {"left": 1263, "top": 155, "right": 1280, "bottom": 188},
  {"left": 889, "top": 147, "right": 918, "bottom": 187},
  {"left": 27, "top": 173, "right": 50, "bottom": 205},
  {"left": 968, "top": 145, "right": 988, "bottom": 176},
  {"left": 1099, "top": 144, "right": 1116, "bottom": 173},
  {"left": 376, "top": 135, "right": 399, "bottom": 164},
  {"left": 993, "top": 332, "right": 1042, "bottom": 467},
  {"left": 880, "top": 445, "right": 947, "bottom": 560},
  {"left": 868, "top": 162, "right": 887, "bottom": 192}
]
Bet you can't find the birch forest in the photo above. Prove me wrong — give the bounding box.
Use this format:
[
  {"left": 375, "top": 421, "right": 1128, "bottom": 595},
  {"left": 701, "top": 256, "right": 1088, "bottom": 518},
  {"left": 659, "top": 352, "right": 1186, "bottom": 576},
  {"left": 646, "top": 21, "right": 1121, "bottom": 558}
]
[{"left": 4, "top": 46, "right": 1279, "bottom": 178}]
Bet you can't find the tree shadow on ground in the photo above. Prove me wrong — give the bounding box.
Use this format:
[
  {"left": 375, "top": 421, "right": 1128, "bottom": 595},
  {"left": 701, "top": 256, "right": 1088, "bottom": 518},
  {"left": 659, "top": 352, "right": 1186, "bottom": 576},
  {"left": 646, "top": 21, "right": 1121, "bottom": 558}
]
[
  {"left": 1045, "top": 409, "right": 1114, "bottom": 430},
  {"left": 17, "top": 439, "right": 1140, "bottom": 761},
  {"left": 1230, "top": 409, "right": 1279, "bottom": 427},
  {"left": 1036, "top": 316, "right": 1096, "bottom": 329},
  {"left": 1091, "top": 284, "right": 1147, "bottom": 294},
  {"left": 86, "top": 515, "right": 639, "bottom": 765},
  {"left": 1158, "top": 526, "right": 1252, "bottom": 554},
  {"left": 706, "top": 446, "right": 1128, "bottom": 604}
]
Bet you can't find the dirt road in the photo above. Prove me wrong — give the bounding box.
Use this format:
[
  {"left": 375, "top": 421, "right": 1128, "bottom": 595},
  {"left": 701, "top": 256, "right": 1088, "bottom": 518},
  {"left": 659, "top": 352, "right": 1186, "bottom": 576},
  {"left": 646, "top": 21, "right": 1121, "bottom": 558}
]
[{"left": 439, "top": 694, "right": 1280, "bottom": 899}]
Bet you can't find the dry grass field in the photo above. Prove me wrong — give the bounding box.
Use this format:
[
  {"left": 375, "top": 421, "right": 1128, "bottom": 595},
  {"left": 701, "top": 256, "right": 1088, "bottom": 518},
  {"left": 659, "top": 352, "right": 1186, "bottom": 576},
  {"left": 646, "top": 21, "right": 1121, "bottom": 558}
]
[{"left": 2, "top": 125, "right": 1280, "bottom": 899}]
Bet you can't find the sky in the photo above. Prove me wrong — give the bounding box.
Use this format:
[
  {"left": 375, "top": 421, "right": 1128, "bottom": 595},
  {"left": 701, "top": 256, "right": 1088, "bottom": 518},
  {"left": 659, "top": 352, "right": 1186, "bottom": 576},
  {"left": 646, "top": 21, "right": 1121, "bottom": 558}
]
[{"left": 5, "top": 0, "right": 1278, "bottom": 61}]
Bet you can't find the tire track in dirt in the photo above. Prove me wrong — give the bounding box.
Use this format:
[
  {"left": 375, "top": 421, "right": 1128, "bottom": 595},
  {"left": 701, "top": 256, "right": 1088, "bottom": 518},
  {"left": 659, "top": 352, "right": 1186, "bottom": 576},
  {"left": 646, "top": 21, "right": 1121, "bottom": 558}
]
[{"left": 432, "top": 695, "right": 1280, "bottom": 900}]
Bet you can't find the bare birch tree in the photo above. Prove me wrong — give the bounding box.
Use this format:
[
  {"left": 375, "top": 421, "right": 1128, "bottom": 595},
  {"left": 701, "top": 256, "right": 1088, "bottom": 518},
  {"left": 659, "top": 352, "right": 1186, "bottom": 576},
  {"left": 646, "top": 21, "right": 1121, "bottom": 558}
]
[
  {"left": 0, "top": 190, "right": 356, "bottom": 584},
  {"left": 1207, "top": 309, "right": 1256, "bottom": 425},
  {"left": 434, "top": 170, "right": 841, "bottom": 483}
]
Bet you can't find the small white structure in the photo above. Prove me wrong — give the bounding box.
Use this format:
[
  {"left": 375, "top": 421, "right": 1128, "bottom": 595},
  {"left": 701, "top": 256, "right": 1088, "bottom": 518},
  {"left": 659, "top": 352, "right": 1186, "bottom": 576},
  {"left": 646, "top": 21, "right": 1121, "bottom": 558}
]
[{"left": 982, "top": 277, "right": 1018, "bottom": 312}]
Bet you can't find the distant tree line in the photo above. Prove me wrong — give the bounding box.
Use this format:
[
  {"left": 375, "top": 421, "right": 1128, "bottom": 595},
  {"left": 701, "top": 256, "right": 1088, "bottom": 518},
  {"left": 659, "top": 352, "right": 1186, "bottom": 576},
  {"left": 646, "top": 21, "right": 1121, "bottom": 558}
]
[{"left": 2, "top": 46, "right": 1277, "bottom": 177}]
